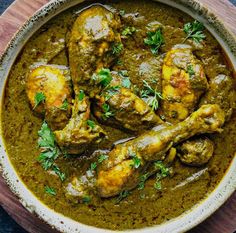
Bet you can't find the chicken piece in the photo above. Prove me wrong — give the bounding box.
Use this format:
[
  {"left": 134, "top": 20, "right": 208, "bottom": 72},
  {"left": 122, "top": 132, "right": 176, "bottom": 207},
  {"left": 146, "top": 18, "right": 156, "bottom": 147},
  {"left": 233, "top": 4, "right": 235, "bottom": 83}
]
[
  {"left": 68, "top": 5, "right": 121, "bottom": 95},
  {"left": 26, "top": 64, "right": 72, "bottom": 130},
  {"left": 65, "top": 170, "right": 96, "bottom": 203},
  {"left": 97, "top": 104, "right": 225, "bottom": 197},
  {"left": 93, "top": 70, "right": 163, "bottom": 131},
  {"left": 177, "top": 137, "right": 214, "bottom": 166},
  {"left": 54, "top": 97, "right": 106, "bottom": 154},
  {"left": 200, "top": 74, "right": 236, "bottom": 121},
  {"left": 161, "top": 44, "right": 208, "bottom": 123}
]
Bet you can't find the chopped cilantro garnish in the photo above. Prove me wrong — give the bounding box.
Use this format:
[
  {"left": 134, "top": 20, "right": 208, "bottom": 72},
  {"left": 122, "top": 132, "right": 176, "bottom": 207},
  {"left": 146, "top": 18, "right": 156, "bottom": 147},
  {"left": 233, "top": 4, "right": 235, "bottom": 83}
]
[
  {"left": 144, "top": 28, "right": 164, "bottom": 55},
  {"left": 59, "top": 99, "right": 68, "bottom": 111},
  {"left": 122, "top": 26, "right": 136, "bottom": 37},
  {"left": 98, "top": 154, "right": 109, "bottom": 163},
  {"left": 45, "top": 186, "right": 56, "bottom": 196},
  {"left": 187, "top": 64, "right": 195, "bottom": 76},
  {"left": 140, "top": 80, "right": 163, "bottom": 110},
  {"left": 34, "top": 92, "right": 45, "bottom": 109},
  {"left": 92, "top": 68, "right": 112, "bottom": 87},
  {"left": 112, "top": 42, "right": 123, "bottom": 55},
  {"left": 37, "top": 122, "right": 65, "bottom": 181},
  {"left": 78, "top": 90, "right": 85, "bottom": 101},
  {"left": 87, "top": 120, "right": 96, "bottom": 129},
  {"left": 90, "top": 162, "right": 97, "bottom": 171},
  {"left": 183, "top": 20, "right": 206, "bottom": 43},
  {"left": 102, "top": 103, "right": 114, "bottom": 120},
  {"left": 138, "top": 173, "right": 149, "bottom": 190}
]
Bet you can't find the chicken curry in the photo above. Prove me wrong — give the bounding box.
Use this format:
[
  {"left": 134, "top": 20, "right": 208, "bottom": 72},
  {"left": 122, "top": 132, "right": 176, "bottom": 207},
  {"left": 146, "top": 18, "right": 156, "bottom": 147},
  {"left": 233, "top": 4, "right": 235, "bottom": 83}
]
[{"left": 1, "top": 0, "right": 236, "bottom": 230}]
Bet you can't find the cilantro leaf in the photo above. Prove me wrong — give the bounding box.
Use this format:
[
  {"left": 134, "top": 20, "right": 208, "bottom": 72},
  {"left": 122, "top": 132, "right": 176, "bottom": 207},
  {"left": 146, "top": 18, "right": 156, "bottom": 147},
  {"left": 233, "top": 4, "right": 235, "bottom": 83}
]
[
  {"left": 183, "top": 20, "right": 206, "bottom": 43},
  {"left": 59, "top": 99, "right": 68, "bottom": 111},
  {"left": 122, "top": 26, "right": 136, "bottom": 37},
  {"left": 118, "top": 70, "right": 131, "bottom": 88},
  {"left": 187, "top": 64, "right": 195, "bottom": 76},
  {"left": 90, "top": 162, "right": 97, "bottom": 171},
  {"left": 45, "top": 186, "right": 56, "bottom": 196},
  {"left": 82, "top": 196, "right": 91, "bottom": 204},
  {"left": 138, "top": 173, "right": 149, "bottom": 190},
  {"left": 140, "top": 80, "right": 163, "bottom": 110},
  {"left": 78, "top": 90, "right": 85, "bottom": 101},
  {"left": 144, "top": 28, "right": 164, "bottom": 55},
  {"left": 98, "top": 154, "right": 109, "bottom": 163},
  {"left": 102, "top": 103, "right": 114, "bottom": 120},
  {"left": 34, "top": 92, "right": 45, "bottom": 109},
  {"left": 87, "top": 120, "right": 96, "bottom": 129},
  {"left": 112, "top": 42, "right": 123, "bottom": 55},
  {"left": 92, "top": 68, "right": 112, "bottom": 87}
]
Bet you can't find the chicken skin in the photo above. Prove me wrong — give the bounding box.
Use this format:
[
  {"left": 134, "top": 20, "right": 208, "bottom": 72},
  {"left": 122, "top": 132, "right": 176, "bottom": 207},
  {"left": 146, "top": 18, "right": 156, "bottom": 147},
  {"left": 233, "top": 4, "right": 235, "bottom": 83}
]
[
  {"left": 94, "top": 70, "right": 163, "bottom": 132},
  {"left": 161, "top": 44, "right": 208, "bottom": 123},
  {"left": 97, "top": 104, "right": 225, "bottom": 197},
  {"left": 26, "top": 64, "right": 72, "bottom": 130},
  {"left": 68, "top": 5, "right": 122, "bottom": 95},
  {"left": 54, "top": 96, "right": 106, "bottom": 155}
]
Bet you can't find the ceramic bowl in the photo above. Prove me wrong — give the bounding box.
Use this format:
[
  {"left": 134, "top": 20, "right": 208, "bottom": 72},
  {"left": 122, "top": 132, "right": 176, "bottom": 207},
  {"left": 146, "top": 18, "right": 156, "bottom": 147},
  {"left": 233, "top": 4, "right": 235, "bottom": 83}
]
[{"left": 0, "top": 0, "right": 235, "bottom": 232}]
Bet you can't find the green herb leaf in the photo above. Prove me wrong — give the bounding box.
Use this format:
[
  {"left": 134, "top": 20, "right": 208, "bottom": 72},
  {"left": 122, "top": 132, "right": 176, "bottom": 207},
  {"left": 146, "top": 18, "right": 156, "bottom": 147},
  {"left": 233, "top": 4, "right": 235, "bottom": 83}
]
[
  {"left": 34, "top": 92, "right": 46, "bottom": 109},
  {"left": 122, "top": 26, "right": 136, "bottom": 37},
  {"left": 78, "top": 90, "right": 85, "bottom": 101},
  {"left": 115, "top": 190, "right": 130, "bottom": 204},
  {"left": 92, "top": 68, "right": 112, "bottom": 87},
  {"left": 183, "top": 20, "right": 206, "bottom": 43},
  {"left": 140, "top": 80, "right": 163, "bottom": 110},
  {"left": 112, "top": 42, "right": 123, "bottom": 55},
  {"left": 187, "top": 64, "right": 195, "bottom": 76},
  {"left": 52, "top": 165, "right": 66, "bottom": 181},
  {"left": 82, "top": 196, "right": 91, "bottom": 204},
  {"left": 45, "top": 186, "right": 56, "bottom": 196},
  {"left": 90, "top": 162, "right": 97, "bottom": 171},
  {"left": 98, "top": 154, "right": 109, "bottom": 163},
  {"left": 118, "top": 70, "right": 131, "bottom": 88},
  {"left": 102, "top": 103, "right": 114, "bottom": 120},
  {"left": 154, "top": 161, "right": 169, "bottom": 178},
  {"left": 154, "top": 181, "right": 162, "bottom": 190},
  {"left": 138, "top": 173, "right": 149, "bottom": 190},
  {"left": 59, "top": 99, "right": 68, "bottom": 111},
  {"left": 87, "top": 120, "right": 96, "bottom": 129},
  {"left": 131, "top": 156, "right": 141, "bottom": 169},
  {"left": 144, "top": 28, "right": 164, "bottom": 55},
  {"left": 37, "top": 122, "right": 65, "bottom": 181}
]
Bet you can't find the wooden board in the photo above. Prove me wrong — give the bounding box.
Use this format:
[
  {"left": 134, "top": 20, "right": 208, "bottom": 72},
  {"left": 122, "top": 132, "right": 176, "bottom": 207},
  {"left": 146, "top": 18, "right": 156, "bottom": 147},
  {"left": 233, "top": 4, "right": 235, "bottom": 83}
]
[{"left": 0, "top": 0, "right": 236, "bottom": 232}]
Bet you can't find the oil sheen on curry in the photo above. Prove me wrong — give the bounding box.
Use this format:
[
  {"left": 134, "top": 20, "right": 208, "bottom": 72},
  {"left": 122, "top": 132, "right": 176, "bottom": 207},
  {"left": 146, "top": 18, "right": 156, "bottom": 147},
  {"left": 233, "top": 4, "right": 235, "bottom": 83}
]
[{"left": 2, "top": 0, "right": 236, "bottom": 230}]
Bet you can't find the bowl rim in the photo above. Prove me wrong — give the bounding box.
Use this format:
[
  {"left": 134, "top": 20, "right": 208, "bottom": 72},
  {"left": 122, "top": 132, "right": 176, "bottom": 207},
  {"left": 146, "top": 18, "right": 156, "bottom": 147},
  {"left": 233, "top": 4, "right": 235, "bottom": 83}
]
[{"left": 0, "top": 0, "right": 235, "bottom": 233}]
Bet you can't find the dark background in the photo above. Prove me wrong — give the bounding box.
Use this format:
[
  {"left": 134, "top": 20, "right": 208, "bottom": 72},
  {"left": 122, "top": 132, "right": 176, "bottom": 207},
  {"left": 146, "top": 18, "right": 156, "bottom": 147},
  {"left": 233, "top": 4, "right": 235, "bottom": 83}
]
[{"left": 0, "top": 0, "right": 235, "bottom": 232}]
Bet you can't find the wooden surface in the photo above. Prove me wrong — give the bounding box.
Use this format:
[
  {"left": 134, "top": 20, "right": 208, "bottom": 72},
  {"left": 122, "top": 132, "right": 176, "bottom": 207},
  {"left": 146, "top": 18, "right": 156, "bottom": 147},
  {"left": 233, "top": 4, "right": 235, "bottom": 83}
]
[{"left": 0, "top": 0, "right": 236, "bottom": 232}]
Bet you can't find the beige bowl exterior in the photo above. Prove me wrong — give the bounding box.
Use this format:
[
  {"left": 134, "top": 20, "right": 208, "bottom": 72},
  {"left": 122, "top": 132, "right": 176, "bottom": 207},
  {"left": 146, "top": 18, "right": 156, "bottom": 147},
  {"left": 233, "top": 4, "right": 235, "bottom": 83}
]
[{"left": 0, "top": 0, "right": 235, "bottom": 232}]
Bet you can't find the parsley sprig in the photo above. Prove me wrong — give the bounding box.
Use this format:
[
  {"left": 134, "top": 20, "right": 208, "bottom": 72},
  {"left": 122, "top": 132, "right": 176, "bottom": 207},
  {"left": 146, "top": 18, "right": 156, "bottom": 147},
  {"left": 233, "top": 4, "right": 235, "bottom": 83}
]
[
  {"left": 38, "top": 122, "right": 65, "bottom": 181},
  {"left": 144, "top": 28, "right": 164, "bottom": 55},
  {"left": 140, "top": 80, "right": 163, "bottom": 110},
  {"left": 183, "top": 20, "right": 206, "bottom": 43}
]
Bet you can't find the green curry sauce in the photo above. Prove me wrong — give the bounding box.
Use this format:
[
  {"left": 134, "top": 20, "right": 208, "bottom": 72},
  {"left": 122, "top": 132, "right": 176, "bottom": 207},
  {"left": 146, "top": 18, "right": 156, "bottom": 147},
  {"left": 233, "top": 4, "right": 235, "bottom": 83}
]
[{"left": 1, "top": 0, "right": 236, "bottom": 230}]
